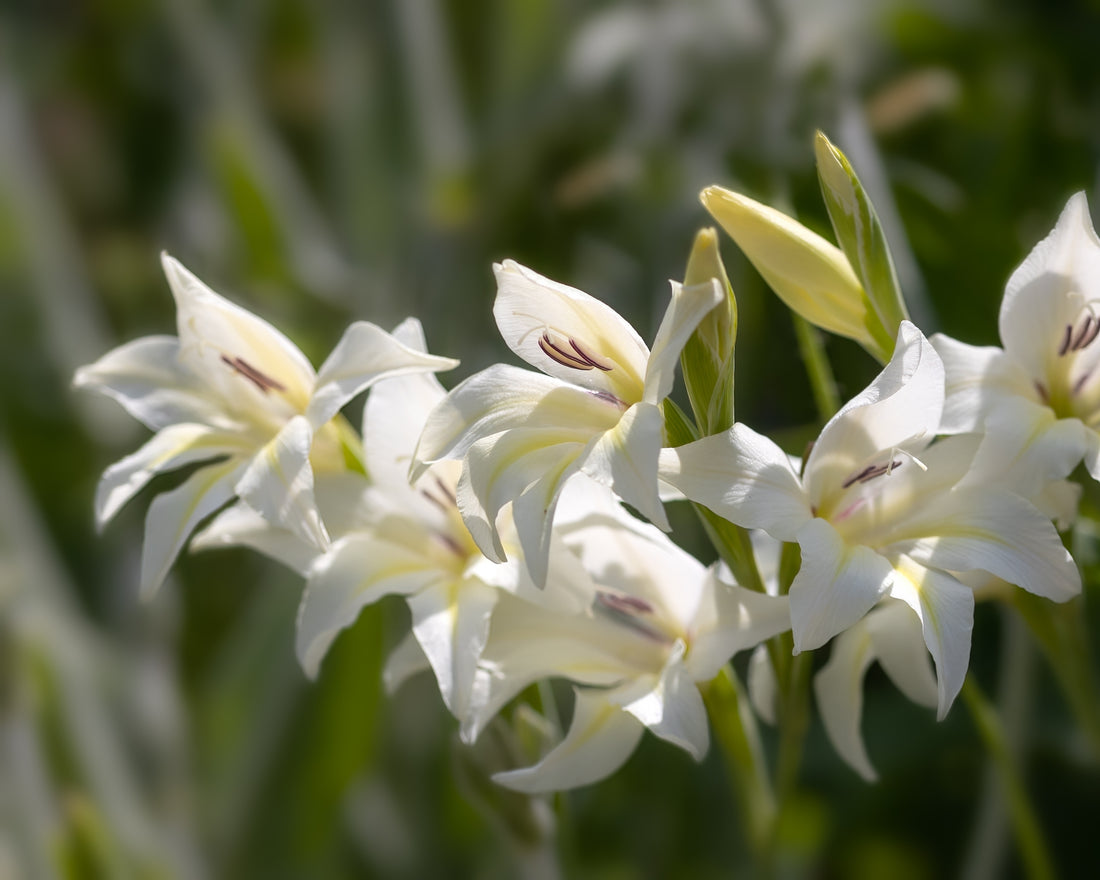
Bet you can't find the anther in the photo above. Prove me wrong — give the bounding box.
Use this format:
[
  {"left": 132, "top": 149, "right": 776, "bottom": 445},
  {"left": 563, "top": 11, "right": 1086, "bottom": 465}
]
[
  {"left": 538, "top": 332, "right": 613, "bottom": 371},
  {"left": 1059, "top": 314, "right": 1100, "bottom": 356},
  {"left": 841, "top": 460, "right": 903, "bottom": 489},
  {"left": 220, "top": 355, "right": 286, "bottom": 393}
]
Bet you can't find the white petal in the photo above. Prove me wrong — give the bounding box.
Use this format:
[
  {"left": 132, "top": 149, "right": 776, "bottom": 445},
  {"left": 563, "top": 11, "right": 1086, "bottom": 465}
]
[
  {"left": 189, "top": 501, "right": 318, "bottom": 575},
  {"left": 642, "top": 278, "right": 724, "bottom": 404},
  {"left": 747, "top": 645, "right": 778, "bottom": 725},
  {"left": 408, "top": 578, "right": 500, "bottom": 719},
  {"left": 888, "top": 555, "right": 975, "bottom": 718},
  {"left": 95, "top": 423, "right": 248, "bottom": 527},
  {"left": 867, "top": 601, "right": 938, "bottom": 709},
  {"left": 687, "top": 572, "right": 791, "bottom": 681},
  {"left": 491, "top": 688, "right": 645, "bottom": 793},
  {"left": 930, "top": 334, "right": 1033, "bottom": 434},
  {"left": 383, "top": 630, "right": 431, "bottom": 694},
  {"left": 580, "top": 402, "right": 668, "bottom": 529},
  {"left": 789, "top": 518, "right": 895, "bottom": 651},
  {"left": 493, "top": 259, "right": 649, "bottom": 400},
  {"left": 235, "top": 416, "right": 328, "bottom": 550},
  {"left": 892, "top": 487, "right": 1080, "bottom": 603},
  {"left": 618, "top": 643, "right": 709, "bottom": 760},
  {"left": 163, "top": 254, "right": 315, "bottom": 413},
  {"left": 305, "top": 320, "right": 458, "bottom": 429},
  {"left": 999, "top": 193, "right": 1100, "bottom": 381},
  {"left": 812, "top": 617, "right": 879, "bottom": 781},
  {"left": 139, "top": 458, "right": 245, "bottom": 599},
  {"left": 296, "top": 533, "right": 449, "bottom": 678},
  {"left": 413, "top": 364, "right": 620, "bottom": 473},
  {"left": 658, "top": 423, "right": 811, "bottom": 541},
  {"left": 805, "top": 322, "right": 943, "bottom": 509},
  {"left": 73, "top": 336, "right": 234, "bottom": 431}
]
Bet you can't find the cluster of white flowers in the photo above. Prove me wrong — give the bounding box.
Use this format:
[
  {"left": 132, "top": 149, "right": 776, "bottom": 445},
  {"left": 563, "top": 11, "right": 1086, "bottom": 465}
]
[{"left": 76, "top": 137, "right": 1091, "bottom": 792}]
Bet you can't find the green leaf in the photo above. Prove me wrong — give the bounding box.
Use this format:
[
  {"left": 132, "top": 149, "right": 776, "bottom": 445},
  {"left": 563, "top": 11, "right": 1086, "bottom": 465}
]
[{"left": 814, "top": 131, "right": 909, "bottom": 361}]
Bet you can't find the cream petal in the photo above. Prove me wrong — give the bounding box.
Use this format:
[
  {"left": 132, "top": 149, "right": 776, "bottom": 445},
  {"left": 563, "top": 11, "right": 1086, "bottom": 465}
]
[
  {"left": 235, "top": 415, "right": 329, "bottom": 550},
  {"left": 804, "top": 322, "right": 943, "bottom": 509},
  {"left": 139, "top": 458, "right": 245, "bottom": 599},
  {"left": 812, "top": 616, "right": 879, "bottom": 781},
  {"left": 491, "top": 688, "right": 645, "bottom": 793},
  {"left": 407, "top": 578, "right": 500, "bottom": 719},
  {"left": 413, "top": 365, "right": 620, "bottom": 476},
  {"left": 891, "top": 487, "right": 1080, "bottom": 603},
  {"left": 383, "top": 630, "right": 431, "bottom": 694},
  {"left": 305, "top": 320, "right": 458, "bottom": 430},
  {"left": 888, "top": 555, "right": 974, "bottom": 719},
  {"left": 493, "top": 259, "right": 649, "bottom": 400},
  {"left": 930, "top": 334, "right": 1034, "bottom": 434},
  {"left": 999, "top": 193, "right": 1100, "bottom": 382},
  {"left": 73, "top": 336, "right": 235, "bottom": 431},
  {"left": 747, "top": 645, "right": 778, "bottom": 725},
  {"left": 658, "top": 423, "right": 811, "bottom": 541},
  {"left": 642, "top": 278, "right": 724, "bottom": 405},
  {"left": 868, "top": 601, "right": 939, "bottom": 709},
  {"left": 580, "top": 402, "right": 668, "bottom": 530},
  {"left": 95, "top": 423, "right": 248, "bottom": 528},
  {"left": 189, "top": 502, "right": 318, "bottom": 575},
  {"left": 162, "top": 254, "right": 316, "bottom": 414},
  {"left": 617, "top": 643, "right": 709, "bottom": 760},
  {"left": 686, "top": 572, "right": 791, "bottom": 682},
  {"left": 296, "top": 533, "right": 449, "bottom": 678},
  {"left": 789, "top": 518, "right": 895, "bottom": 652}
]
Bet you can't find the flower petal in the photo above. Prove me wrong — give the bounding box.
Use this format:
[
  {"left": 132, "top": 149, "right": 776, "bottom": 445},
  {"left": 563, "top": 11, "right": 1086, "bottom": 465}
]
[
  {"left": 296, "top": 533, "right": 450, "bottom": 678},
  {"left": 999, "top": 192, "right": 1100, "bottom": 382},
  {"left": 383, "top": 630, "right": 431, "bottom": 694},
  {"left": 580, "top": 401, "right": 668, "bottom": 529},
  {"left": 888, "top": 555, "right": 975, "bottom": 718},
  {"left": 617, "top": 642, "right": 709, "bottom": 760},
  {"left": 930, "top": 334, "right": 1034, "bottom": 433},
  {"left": 163, "top": 254, "right": 316, "bottom": 414},
  {"left": 493, "top": 259, "right": 649, "bottom": 400},
  {"left": 658, "top": 423, "right": 811, "bottom": 541},
  {"left": 891, "top": 487, "right": 1080, "bottom": 603},
  {"left": 407, "top": 578, "right": 500, "bottom": 719},
  {"left": 305, "top": 320, "right": 458, "bottom": 429},
  {"left": 235, "top": 415, "right": 328, "bottom": 550},
  {"left": 139, "top": 458, "right": 245, "bottom": 599},
  {"left": 491, "top": 688, "right": 645, "bottom": 793},
  {"left": 189, "top": 501, "right": 318, "bottom": 575},
  {"left": 95, "top": 423, "right": 248, "bottom": 528},
  {"left": 789, "top": 518, "right": 895, "bottom": 652},
  {"left": 73, "top": 336, "right": 235, "bottom": 431},
  {"left": 642, "top": 278, "right": 724, "bottom": 405},
  {"left": 804, "top": 322, "right": 943, "bottom": 509},
  {"left": 413, "top": 365, "right": 620, "bottom": 475}
]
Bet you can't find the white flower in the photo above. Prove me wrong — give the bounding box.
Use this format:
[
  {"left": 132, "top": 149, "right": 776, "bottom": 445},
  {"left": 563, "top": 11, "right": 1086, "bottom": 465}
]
[
  {"left": 73, "top": 256, "right": 457, "bottom": 598},
  {"left": 462, "top": 480, "right": 790, "bottom": 793},
  {"left": 661, "top": 321, "right": 1079, "bottom": 716},
  {"left": 413, "top": 259, "right": 723, "bottom": 584},
  {"left": 932, "top": 193, "right": 1100, "bottom": 505}
]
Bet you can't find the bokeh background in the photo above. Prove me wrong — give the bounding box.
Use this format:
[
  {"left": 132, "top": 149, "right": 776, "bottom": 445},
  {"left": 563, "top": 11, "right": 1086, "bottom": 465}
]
[{"left": 2, "top": 0, "right": 1099, "bottom": 877}]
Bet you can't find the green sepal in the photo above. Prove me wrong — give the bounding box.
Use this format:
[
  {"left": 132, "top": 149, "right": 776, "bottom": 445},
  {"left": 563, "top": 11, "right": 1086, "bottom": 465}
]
[{"left": 814, "top": 131, "right": 909, "bottom": 362}]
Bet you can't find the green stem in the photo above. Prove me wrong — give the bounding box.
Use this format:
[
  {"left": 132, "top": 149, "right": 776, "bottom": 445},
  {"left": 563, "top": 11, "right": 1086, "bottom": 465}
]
[
  {"left": 961, "top": 677, "right": 1056, "bottom": 880},
  {"left": 792, "top": 314, "right": 840, "bottom": 422},
  {"left": 701, "top": 667, "right": 776, "bottom": 866}
]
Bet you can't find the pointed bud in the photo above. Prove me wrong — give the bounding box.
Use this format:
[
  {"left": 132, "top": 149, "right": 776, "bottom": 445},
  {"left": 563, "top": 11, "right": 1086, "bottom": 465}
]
[
  {"left": 680, "top": 228, "right": 737, "bottom": 435},
  {"left": 701, "top": 185, "right": 893, "bottom": 363}
]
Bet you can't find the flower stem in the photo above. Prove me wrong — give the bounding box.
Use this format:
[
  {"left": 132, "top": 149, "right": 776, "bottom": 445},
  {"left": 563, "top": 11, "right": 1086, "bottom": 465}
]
[
  {"left": 961, "top": 676, "right": 1056, "bottom": 880},
  {"left": 702, "top": 666, "right": 776, "bottom": 866},
  {"left": 792, "top": 314, "right": 840, "bottom": 422}
]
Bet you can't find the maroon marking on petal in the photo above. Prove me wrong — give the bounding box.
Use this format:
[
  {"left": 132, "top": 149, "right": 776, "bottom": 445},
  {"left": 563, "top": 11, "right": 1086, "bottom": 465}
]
[
  {"left": 1034, "top": 381, "right": 1050, "bottom": 404},
  {"left": 597, "top": 591, "right": 655, "bottom": 615},
  {"left": 220, "top": 354, "right": 287, "bottom": 393},
  {"left": 1078, "top": 317, "right": 1100, "bottom": 351}
]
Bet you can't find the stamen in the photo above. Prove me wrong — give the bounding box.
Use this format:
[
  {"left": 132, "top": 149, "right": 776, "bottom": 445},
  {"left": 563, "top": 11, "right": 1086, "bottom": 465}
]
[
  {"left": 1034, "top": 381, "right": 1050, "bottom": 404},
  {"left": 1073, "top": 368, "right": 1095, "bottom": 396},
  {"left": 594, "top": 591, "right": 666, "bottom": 643},
  {"left": 538, "top": 331, "right": 614, "bottom": 372},
  {"left": 539, "top": 333, "right": 594, "bottom": 370},
  {"left": 436, "top": 533, "right": 467, "bottom": 557},
  {"left": 420, "top": 476, "right": 459, "bottom": 512},
  {"left": 220, "top": 355, "right": 287, "bottom": 393},
  {"left": 590, "top": 389, "right": 627, "bottom": 408},
  {"left": 1059, "top": 324, "right": 1073, "bottom": 357}
]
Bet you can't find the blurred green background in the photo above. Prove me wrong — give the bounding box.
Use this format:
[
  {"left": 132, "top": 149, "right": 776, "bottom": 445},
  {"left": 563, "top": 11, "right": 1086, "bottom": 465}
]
[{"left": 2, "top": 0, "right": 1099, "bottom": 877}]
